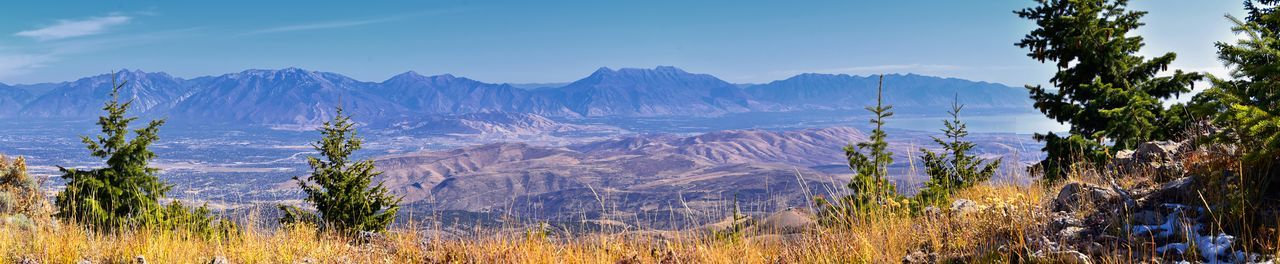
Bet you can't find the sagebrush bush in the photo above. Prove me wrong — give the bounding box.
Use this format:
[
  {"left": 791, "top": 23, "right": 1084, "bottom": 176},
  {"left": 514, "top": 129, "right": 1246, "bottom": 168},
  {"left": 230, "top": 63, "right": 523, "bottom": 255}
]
[
  {"left": 0, "top": 192, "right": 15, "bottom": 214},
  {"left": 0, "top": 155, "right": 41, "bottom": 216}
]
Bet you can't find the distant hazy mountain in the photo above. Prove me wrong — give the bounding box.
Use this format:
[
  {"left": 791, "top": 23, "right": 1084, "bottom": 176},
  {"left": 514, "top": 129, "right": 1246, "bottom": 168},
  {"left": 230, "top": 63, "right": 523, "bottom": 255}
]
[
  {"left": 373, "top": 72, "right": 573, "bottom": 116},
  {"left": 170, "top": 68, "right": 403, "bottom": 124},
  {"left": 8, "top": 82, "right": 63, "bottom": 97},
  {"left": 506, "top": 82, "right": 570, "bottom": 90},
  {"left": 19, "top": 70, "right": 193, "bottom": 118},
  {"left": 744, "top": 73, "right": 1031, "bottom": 113},
  {"left": 0, "top": 84, "right": 33, "bottom": 116},
  {"left": 540, "top": 66, "right": 759, "bottom": 116},
  {"left": 0, "top": 66, "right": 1034, "bottom": 124}
]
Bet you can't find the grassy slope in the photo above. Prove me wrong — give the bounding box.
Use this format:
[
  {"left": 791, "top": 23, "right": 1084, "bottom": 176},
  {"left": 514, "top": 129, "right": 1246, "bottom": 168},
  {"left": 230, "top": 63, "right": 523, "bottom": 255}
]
[{"left": 0, "top": 184, "right": 1048, "bottom": 263}]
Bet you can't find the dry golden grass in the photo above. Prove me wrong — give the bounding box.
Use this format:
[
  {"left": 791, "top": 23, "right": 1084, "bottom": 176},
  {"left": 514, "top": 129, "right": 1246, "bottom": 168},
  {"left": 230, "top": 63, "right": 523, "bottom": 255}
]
[{"left": 0, "top": 182, "right": 1055, "bottom": 264}]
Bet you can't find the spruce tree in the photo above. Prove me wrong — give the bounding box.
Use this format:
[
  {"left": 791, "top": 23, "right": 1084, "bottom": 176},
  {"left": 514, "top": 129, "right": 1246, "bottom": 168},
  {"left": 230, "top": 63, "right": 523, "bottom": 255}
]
[
  {"left": 54, "top": 74, "right": 171, "bottom": 231},
  {"left": 914, "top": 96, "right": 1000, "bottom": 209},
  {"left": 817, "top": 75, "right": 906, "bottom": 223},
  {"left": 1186, "top": 0, "right": 1280, "bottom": 217},
  {"left": 1015, "top": 0, "right": 1202, "bottom": 181},
  {"left": 1192, "top": 0, "right": 1280, "bottom": 165},
  {"left": 291, "top": 107, "right": 401, "bottom": 236},
  {"left": 53, "top": 72, "right": 225, "bottom": 234}
]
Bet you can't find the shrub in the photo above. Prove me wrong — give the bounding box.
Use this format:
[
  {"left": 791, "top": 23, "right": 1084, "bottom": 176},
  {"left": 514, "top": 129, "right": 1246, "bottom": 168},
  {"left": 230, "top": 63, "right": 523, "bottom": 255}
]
[
  {"left": 0, "top": 155, "right": 42, "bottom": 216},
  {"left": 277, "top": 204, "right": 321, "bottom": 228},
  {"left": 161, "top": 201, "right": 238, "bottom": 238}
]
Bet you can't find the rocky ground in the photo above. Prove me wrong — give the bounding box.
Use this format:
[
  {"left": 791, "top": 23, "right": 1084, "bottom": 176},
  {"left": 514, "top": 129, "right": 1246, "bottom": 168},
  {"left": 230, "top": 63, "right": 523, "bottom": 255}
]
[
  {"left": 894, "top": 137, "right": 1278, "bottom": 263},
  {"left": 1031, "top": 139, "right": 1270, "bottom": 263}
]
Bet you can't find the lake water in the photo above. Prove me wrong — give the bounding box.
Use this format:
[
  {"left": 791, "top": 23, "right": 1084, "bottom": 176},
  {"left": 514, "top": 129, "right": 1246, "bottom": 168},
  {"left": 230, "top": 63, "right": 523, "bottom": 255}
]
[{"left": 889, "top": 113, "right": 1069, "bottom": 134}]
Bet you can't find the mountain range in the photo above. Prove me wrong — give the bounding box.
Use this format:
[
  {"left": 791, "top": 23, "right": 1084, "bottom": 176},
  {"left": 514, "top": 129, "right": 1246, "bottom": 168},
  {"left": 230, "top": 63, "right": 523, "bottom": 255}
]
[{"left": 0, "top": 66, "right": 1034, "bottom": 125}]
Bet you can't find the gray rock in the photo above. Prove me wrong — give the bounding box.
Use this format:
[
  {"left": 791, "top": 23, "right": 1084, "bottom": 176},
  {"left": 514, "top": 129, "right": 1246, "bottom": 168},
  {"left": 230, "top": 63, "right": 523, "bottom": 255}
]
[
  {"left": 1054, "top": 182, "right": 1116, "bottom": 213},
  {"left": 1159, "top": 177, "right": 1193, "bottom": 193},
  {"left": 1115, "top": 149, "right": 1135, "bottom": 159},
  {"left": 1027, "top": 236, "right": 1058, "bottom": 252},
  {"left": 1206, "top": 143, "right": 1238, "bottom": 156},
  {"left": 1033, "top": 250, "right": 1091, "bottom": 264},
  {"left": 1131, "top": 210, "right": 1165, "bottom": 226},
  {"left": 358, "top": 231, "right": 386, "bottom": 244},
  {"left": 1049, "top": 212, "right": 1082, "bottom": 229},
  {"left": 1082, "top": 242, "right": 1106, "bottom": 256},
  {"left": 209, "top": 256, "right": 229, "bottom": 264},
  {"left": 950, "top": 199, "right": 980, "bottom": 214},
  {"left": 1057, "top": 226, "right": 1086, "bottom": 241},
  {"left": 902, "top": 250, "right": 936, "bottom": 264},
  {"left": 1113, "top": 150, "right": 1136, "bottom": 167},
  {"left": 1134, "top": 141, "right": 1181, "bottom": 163},
  {"left": 1113, "top": 140, "right": 1186, "bottom": 178},
  {"left": 922, "top": 206, "right": 942, "bottom": 218}
]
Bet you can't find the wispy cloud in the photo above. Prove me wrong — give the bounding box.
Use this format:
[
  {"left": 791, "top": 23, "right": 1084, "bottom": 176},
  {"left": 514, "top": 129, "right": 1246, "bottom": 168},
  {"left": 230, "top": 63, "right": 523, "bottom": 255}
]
[
  {"left": 15, "top": 15, "right": 132, "bottom": 41},
  {"left": 249, "top": 18, "right": 397, "bottom": 34},
  {"left": 0, "top": 27, "right": 200, "bottom": 83},
  {"left": 0, "top": 53, "right": 55, "bottom": 80},
  {"left": 247, "top": 9, "right": 464, "bottom": 35}
]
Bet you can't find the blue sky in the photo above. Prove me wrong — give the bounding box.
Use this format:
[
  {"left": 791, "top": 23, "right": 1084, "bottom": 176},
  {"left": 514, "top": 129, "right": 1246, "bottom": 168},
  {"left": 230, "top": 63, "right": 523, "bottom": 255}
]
[{"left": 0, "top": 1, "right": 1245, "bottom": 87}]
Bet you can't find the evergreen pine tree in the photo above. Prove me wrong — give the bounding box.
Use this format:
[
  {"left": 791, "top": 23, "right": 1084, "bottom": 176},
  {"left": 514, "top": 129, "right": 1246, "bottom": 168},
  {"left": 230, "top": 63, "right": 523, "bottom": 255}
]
[
  {"left": 817, "top": 75, "right": 906, "bottom": 223},
  {"left": 51, "top": 72, "right": 228, "bottom": 235},
  {"left": 1192, "top": 0, "right": 1280, "bottom": 165},
  {"left": 291, "top": 106, "right": 401, "bottom": 236},
  {"left": 1185, "top": 1, "right": 1280, "bottom": 216},
  {"left": 51, "top": 72, "right": 225, "bottom": 235},
  {"left": 54, "top": 74, "right": 171, "bottom": 231},
  {"left": 1015, "top": 0, "right": 1202, "bottom": 181},
  {"left": 914, "top": 96, "right": 1000, "bottom": 209}
]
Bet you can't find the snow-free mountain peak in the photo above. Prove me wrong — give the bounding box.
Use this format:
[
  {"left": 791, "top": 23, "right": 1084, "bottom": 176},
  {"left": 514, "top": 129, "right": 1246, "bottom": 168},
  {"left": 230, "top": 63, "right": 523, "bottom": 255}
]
[
  {"left": 1, "top": 66, "right": 1036, "bottom": 123},
  {"left": 18, "top": 69, "right": 190, "bottom": 118}
]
